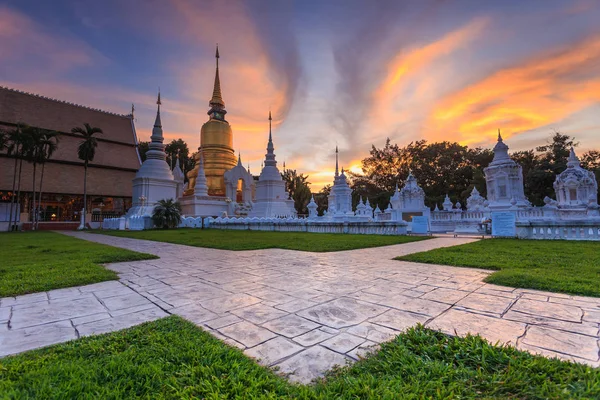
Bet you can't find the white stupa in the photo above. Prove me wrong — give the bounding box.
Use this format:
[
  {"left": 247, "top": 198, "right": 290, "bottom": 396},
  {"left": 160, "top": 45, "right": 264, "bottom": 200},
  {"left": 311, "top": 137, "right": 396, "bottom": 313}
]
[
  {"left": 484, "top": 130, "right": 530, "bottom": 210},
  {"left": 389, "top": 172, "right": 430, "bottom": 221},
  {"left": 129, "top": 91, "right": 178, "bottom": 216},
  {"left": 326, "top": 147, "right": 354, "bottom": 218},
  {"left": 247, "top": 112, "right": 295, "bottom": 218},
  {"left": 553, "top": 147, "right": 598, "bottom": 209},
  {"left": 172, "top": 154, "right": 185, "bottom": 199}
]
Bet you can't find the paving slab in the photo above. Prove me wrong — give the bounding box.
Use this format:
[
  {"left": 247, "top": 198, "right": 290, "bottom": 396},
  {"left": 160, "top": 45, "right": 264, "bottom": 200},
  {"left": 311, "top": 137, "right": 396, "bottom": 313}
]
[{"left": 4, "top": 231, "right": 597, "bottom": 384}]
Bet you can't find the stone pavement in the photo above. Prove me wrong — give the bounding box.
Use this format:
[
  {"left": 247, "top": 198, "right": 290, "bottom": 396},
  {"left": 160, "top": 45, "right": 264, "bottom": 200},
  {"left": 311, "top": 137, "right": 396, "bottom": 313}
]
[{"left": 1, "top": 232, "right": 599, "bottom": 383}]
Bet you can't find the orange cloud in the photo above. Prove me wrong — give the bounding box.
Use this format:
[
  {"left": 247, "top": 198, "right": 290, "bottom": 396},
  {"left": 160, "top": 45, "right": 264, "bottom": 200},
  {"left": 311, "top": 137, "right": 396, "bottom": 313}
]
[{"left": 426, "top": 35, "right": 600, "bottom": 144}]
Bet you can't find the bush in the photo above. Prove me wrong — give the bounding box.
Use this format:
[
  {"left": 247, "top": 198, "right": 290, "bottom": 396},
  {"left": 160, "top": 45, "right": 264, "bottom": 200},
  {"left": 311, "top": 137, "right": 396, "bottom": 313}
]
[{"left": 151, "top": 199, "right": 182, "bottom": 229}]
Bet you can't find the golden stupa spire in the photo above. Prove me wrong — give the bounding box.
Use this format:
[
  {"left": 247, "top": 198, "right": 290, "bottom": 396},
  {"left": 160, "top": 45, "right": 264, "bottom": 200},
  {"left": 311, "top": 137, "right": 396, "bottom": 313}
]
[{"left": 209, "top": 44, "right": 225, "bottom": 109}]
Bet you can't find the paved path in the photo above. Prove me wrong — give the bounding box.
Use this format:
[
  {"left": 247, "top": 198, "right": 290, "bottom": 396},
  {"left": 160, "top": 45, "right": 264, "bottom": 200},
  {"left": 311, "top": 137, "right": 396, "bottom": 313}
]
[{"left": 2, "top": 232, "right": 599, "bottom": 383}]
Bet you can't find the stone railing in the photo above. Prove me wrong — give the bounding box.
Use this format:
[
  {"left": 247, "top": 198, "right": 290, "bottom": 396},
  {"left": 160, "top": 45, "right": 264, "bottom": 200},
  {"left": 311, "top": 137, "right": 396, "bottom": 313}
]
[
  {"left": 102, "top": 216, "right": 152, "bottom": 230},
  {"left": 516, "top": 220, "right": 600, "bottom": 240},
  {"left": 205, "top": 217, "right": 409, "bottom": 235}
]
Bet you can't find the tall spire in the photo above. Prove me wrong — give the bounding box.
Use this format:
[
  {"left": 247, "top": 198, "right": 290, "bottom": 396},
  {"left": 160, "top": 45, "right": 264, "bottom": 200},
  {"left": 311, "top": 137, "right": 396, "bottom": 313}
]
[
  {"left": 237, "top": 152, "right": 242, "bottom": 166},
  {"left": 497, "top": 128, "right": 502, "bottom": 142},
  {"left": 335, "top": 146, "right": 339, "bottom": 177},
  {"left": 150, "top": 89, "right": 163, "bottom": 143},
  {"left": 264, "top": 111, "right": 276, "bottom": 168},
  {"left": 209, "top": 44, "right": 225, "bottom": 111},
  {"left": 268, "top": 110, "right": 273, "bottom": 143},
  {"left": 567, "top": 147, "right": 581, "bottom": 168}
]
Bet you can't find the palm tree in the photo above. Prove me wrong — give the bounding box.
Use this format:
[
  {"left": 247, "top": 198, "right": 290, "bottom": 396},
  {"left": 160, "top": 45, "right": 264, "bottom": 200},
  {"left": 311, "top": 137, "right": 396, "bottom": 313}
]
[
  {"left": 6, "top": 124, "right": 29, "bottom": 231},
  {"left": 35, "top": 131, "right": 60, "bottom": 229},
  {"left": 24, "top": 127, "right": 46, "bottom": 230},
  {"left": 152, "top": 199, "right": 182, "bottom": 229},
  {"left": 72, "top": 123, "right": 103, "bottom": 229}
]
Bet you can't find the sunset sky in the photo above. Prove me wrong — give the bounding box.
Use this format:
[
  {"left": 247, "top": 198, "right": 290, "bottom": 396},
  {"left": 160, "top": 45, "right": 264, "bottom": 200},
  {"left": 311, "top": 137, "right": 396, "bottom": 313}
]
[{"left": 2, "top": 0, "right": 600, "bottom": 189}]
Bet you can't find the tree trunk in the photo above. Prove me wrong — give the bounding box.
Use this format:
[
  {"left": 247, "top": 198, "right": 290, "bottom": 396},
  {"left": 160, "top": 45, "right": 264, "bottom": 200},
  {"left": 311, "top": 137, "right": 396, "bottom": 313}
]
[
  {"left": 83, "top": 161, "right": 88, "bottom": 229},
  {"left": 37, "top": 162, "right": 46, "bottom": 229},
  {"left": 15, "top": 157, "right": 24, "bottom": 230},
  {"left": 7, "top": 147, "right": 19, "bottom": 232},
  {"left": 31, "top": 163, "right": 37, "bottom": 230}
]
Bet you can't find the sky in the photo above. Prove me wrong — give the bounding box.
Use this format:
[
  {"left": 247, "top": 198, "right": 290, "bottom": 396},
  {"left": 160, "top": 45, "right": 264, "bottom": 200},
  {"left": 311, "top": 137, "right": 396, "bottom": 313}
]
[{"left": 2, "top": 0, "right": 600, "bottom": 190}]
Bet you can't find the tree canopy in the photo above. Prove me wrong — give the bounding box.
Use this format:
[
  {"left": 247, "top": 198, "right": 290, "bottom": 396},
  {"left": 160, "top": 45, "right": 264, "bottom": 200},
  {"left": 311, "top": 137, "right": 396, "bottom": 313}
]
[{"left": 348, "top": 132, "right": 599, "bottom": 210}]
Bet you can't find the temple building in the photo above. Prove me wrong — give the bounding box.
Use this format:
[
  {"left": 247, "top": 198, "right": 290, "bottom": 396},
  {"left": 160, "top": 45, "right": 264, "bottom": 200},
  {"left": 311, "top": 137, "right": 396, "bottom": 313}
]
[
  {"left": 248, "top": 112, "right": 295, "bottom": 218},
  {"left": 0, "top": 86, "right": 140, "bottom": 228},
  {"left": 484, "top": 130, "right": 531, "bottom": 210},
  {"left": 128, "top": 91, "right": 177, "bottom": 217},
  {"left": 185, "top": 46, "right": 237, "bottom": 196},
  {"left": 326, "top": 147, "right": 353, "bottom": 218},
  {"left": 552, "top": 148, "right": 598, "bottom": 208}
]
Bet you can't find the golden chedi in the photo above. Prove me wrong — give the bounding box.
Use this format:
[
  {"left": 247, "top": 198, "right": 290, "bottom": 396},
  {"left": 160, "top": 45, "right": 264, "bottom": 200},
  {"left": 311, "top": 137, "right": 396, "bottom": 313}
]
[{"left": 185, "top": 46, "right": 237, "bottom": 196}]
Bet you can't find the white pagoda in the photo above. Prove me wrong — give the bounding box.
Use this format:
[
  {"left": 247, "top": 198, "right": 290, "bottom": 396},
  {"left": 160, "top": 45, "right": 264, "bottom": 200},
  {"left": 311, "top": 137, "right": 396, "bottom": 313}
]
[{"left": 247, "top": 112, "right": 295, "bottom": 218}]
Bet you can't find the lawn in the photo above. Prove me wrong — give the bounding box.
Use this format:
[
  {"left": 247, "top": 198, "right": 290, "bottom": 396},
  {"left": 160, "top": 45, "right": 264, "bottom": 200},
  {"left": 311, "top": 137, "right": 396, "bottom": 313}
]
[
  {"left": 96, "top": 228, "right": 430, "bottom": 252},
  {"left": 397, "top": 238, "right": 600, "bottom": 297},
  {"left": 0, "top": 231, "right": 158, "bottom": 297},
  {"left": 0, "top": 316, "right": 597, "bottom": 399}
]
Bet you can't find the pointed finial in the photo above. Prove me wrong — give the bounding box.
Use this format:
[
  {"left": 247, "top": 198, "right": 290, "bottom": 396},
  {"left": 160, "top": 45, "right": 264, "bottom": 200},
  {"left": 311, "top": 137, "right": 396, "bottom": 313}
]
[
  {"left": 497, "top": 128, "right": 502, "bottom": 142},
  {"left": 335, "top": 146, "right": 339, "bottom": 177},
  {"left": 268, "top": 110, "right": 273, "bottom": 143},
  {"left": 209, "top": 45, "right": 225, "bottom": 109},
  {"left": 131, "top": 103, "right": 135, "bottom": 117},
  {"left": 237, "top": 152, "right": 242, "bottom": 166},
  {"left": 248, "top": 163, "right": 251, "bottom": 174}
]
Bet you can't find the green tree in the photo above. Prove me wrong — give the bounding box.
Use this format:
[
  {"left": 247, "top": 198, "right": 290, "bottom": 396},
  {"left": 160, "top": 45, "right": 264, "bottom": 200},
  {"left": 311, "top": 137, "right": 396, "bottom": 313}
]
[
  {"left": 72, "top": 123, "right": 103, "bottom": 229},
  {"left": 6, "top": 124, "right": 29, "bottom": 231},
  {"left": 35, "top": 131, "right": 60, "bottom": 228},
  {"left": 527, "top": 131, "right": 578, "bottom": 205},
  {"left": 165, "top": 139, "right": 194, "bottom": 178},
  {"left": 314, "top": 185, "right": 331, "bottom": 216},
  {"left": 282, "top": 169, "right": 312, "bottom": 214},
  {"left": 152, "top": 198, "right": 182, "bottom": 229},
  {"left": 581, "top": 150, "right": 600, "bottom": 200},
  {"left": 137, "top": 141, "right": 149, "bottom": 162},
  {"left": 23, "top": 127, "right": 48, "bottom": 230}
]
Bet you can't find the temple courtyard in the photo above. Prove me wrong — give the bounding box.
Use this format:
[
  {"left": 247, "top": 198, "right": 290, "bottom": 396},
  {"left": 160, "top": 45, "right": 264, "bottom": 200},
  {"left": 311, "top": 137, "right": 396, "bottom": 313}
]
[{"left": 1, "top": 231, "right": 599, "bottom": 391}]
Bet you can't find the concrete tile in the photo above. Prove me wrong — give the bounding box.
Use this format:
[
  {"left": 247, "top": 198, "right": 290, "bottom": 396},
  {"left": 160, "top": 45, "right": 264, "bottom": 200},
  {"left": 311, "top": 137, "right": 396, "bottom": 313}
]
[
  {"left": 511, "top": 298, "right": 583, "bottom": 323},
  {"left": 0, "top": 320, "right": 76, "bottom": 357},
  {"left": 171, "top": 303, "right": 219, "bottom": 325},
  {"left": 521, "top": 326, "right": 599, "bottom": 361},
  {"left": 292, "top": 329, "right": 335, "bottom": 346},
  {"left": 77, "top": 308, "right": 168, "bottom": 337},
  {"left": 274, "top": 346, "right": 349, "bottom": 383},
  {"left": 379, "top": 295, "right": 450, "bottom": 317},
  {"left": 218, "top": 321, "right": 277, "bottom": 348},
  {"left": 262, "top": 314, "right": 321, "bottom": 338},
  {"left": 231, "top": 303, "right": 288, "bottom": 325},
  {"left": 427, "top": 309, "right": 526, "bottom": 346},
  {"left": 101, "top": 293, "right": 153, "bottom": 311},
  {"left": 456, "top": 292, "right": 515, "bottom": 315},
  {"left": 10, "top": 297, "right": 106, "bottom": 329},
  {"left": 200, "top": 293, "right": 261, "bottom": 314},
  {"left": 204, "top": 314, "right": 243, "bottom": 329},
  {"left": 321, "top": 332, "right": 365, "bottom": 354},
  {"left": 369, "top": 309, "right": 430, "bottom": 332},
  {"left": 346, "top": 322, "right": 399, "bottom": 343},
  {"left": 297, "top": 298, "right": 387, "bottom": 329},
  {"left": 245, "top": 336, "right": 304, "bottom": 366}
]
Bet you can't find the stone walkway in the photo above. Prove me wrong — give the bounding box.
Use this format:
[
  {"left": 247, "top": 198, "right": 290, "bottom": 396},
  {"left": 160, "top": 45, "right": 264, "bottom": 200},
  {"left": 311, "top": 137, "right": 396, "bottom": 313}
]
[{"left": 1, "top": 232, "right": 599, "bottom": 383}]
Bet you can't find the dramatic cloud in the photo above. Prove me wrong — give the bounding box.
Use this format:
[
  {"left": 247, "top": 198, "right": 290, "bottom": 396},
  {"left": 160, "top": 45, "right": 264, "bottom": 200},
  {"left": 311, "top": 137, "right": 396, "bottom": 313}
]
[{"left": 427, "top": 35, "right": 600, "bottom": 145}]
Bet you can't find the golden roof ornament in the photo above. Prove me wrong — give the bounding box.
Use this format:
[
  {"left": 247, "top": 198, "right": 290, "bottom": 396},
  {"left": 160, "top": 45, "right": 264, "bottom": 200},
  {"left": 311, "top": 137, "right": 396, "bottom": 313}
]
[{"left": 209, "top": 44, "right": 225, "bottom": 109}]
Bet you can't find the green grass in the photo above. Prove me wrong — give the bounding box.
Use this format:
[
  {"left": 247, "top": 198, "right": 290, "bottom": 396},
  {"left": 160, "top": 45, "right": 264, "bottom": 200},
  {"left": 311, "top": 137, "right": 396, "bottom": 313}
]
[
  {"left": 0, "top": 231, "right": 158, "bottom": 297},
  {"left": 397, "top": 239, "right": 600, "bottom": 297},
  {"left": 96, "top": 228, "right": 431, "bottom": 252},
  {"left": 1, "top": 316, "right": 598, "bottom": 399}
]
